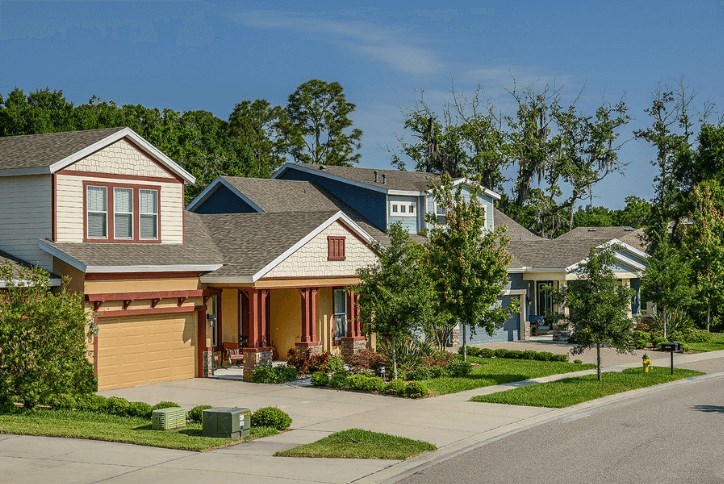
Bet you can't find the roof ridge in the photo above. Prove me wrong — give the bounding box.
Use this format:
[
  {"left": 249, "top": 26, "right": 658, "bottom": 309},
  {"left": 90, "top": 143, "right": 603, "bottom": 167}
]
[{"left": 0, "top": 126, "right": 125, "bottom": 141}]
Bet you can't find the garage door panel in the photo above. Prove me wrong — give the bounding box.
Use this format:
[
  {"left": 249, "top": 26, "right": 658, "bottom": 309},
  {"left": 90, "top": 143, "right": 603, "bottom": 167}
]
[{"left": 97, "top": 313, "right": 196, "bottom": 391}]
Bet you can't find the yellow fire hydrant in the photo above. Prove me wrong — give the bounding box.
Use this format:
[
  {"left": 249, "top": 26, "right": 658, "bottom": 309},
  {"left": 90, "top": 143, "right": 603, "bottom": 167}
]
[{"left": 642, "top": 354, "right": 652, "bottom": 373}]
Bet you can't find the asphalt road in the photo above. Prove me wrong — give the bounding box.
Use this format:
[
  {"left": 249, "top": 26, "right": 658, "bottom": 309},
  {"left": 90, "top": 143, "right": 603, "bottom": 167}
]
[{"left": 402, "top": 363, "right": 724, "bottom": 484}]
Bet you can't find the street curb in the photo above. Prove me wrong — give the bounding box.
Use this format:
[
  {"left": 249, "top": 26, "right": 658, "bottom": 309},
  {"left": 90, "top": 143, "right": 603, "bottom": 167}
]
[{"left": 359, "top": 370, "right": 724, "bottom": 483}]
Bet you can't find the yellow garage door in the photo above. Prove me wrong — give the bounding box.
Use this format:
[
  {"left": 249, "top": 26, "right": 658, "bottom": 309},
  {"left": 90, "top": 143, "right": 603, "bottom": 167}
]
[{"left": 97, "top": 313, "right": 196, "bottom": 391}]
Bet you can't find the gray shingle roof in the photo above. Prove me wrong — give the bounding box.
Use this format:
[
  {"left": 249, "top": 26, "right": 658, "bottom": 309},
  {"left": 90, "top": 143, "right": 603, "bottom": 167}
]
[
  {"left": 198, "top": 211, "right": 341, "bottom": 277},
  {"left": 43, "top": 212, "right": 223, "bottom": 268},
  {"left": 0, "top": 249, "right": 61, "bottom": 283},
  {"left": 294, "top": 163, "right": 442, "bottom": 192},
  {"left": 494, "top": 209, "right": 544, "bottom": 241},
  {"left": 557, "top": 226, "right": 646, "bottom": 250},
  {"left": 222, "top": 176, "right": 391, "bottom": 244},
  {"left": 0, "top": 127, "right": 125, "bottom": 172}
]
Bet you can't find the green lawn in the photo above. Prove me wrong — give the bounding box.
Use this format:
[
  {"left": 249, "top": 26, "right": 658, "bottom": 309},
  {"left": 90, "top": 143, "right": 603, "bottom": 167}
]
[
  {"left": 423, "top": 357, "right": 596, "bottom": 395},
  {"left": 688, "top": 334, "right": 724, "bottom": 352},
  {"left": 471, "top": 366, "right": 704, "bottom": 408},
  {"left": 275, "top": 428, "right": 436, "bottom": 460},
  {"left": 0, "top": 410, "right": 277, "bottom": 451}
]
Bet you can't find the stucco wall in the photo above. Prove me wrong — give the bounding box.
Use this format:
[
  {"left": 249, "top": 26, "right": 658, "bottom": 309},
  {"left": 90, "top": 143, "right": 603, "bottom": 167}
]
[
  {"left": 270, "top": 288, "right": 302, "bottom": 358},
  {"left": 263, "top": 221, "right": 377, "bottom": 279},
  {"left": 221, "top": 288, "right": 239, "bottom": 345}
]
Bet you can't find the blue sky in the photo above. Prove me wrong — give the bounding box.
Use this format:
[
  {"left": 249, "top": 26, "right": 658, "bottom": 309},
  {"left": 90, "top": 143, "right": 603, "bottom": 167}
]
[{"left": 1, "top": 1, "right": 722, "bottom": 208}]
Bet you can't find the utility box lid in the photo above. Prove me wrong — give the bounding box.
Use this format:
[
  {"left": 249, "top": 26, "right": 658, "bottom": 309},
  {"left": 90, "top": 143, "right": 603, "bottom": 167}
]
[{"left": 202, "top": 407, "right": 251, "bottom": 439}]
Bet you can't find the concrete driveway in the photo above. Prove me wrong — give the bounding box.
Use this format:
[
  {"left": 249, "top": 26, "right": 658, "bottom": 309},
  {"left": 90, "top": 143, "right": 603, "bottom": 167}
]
[{"left": 4, "top": 350, "right": 722, "bottom": 483}]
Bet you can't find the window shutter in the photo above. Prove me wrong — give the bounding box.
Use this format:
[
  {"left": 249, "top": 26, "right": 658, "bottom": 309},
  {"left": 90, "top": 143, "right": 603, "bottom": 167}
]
[{"left": 327, "top": 236, "right": 346, "bottom": 261}]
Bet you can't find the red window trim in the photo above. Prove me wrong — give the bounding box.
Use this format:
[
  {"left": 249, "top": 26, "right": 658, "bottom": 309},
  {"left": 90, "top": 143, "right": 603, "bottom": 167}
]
[
  {"left": 327, "top": 236, "right": 346, "bottom": 261},
  {"left": 83, "top": 180, "right": 162, "bottom": 243}
]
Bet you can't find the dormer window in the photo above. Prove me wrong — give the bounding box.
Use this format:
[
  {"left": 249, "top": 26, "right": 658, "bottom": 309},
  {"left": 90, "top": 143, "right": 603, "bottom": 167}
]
[
  {"left": 390, "top": 202, "right": 416, "bottom": 217},
  {"left": 84, "top": 182, "right": 160, "bottom": 242}
]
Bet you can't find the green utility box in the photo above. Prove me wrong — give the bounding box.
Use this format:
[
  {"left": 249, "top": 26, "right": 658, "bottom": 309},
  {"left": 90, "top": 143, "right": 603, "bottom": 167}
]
[
  {"left": 151, "top": 407, "right": 187, "bottom": 430},
  {"left": 202, "top": 407, "right": 251, "bottom": 439}
]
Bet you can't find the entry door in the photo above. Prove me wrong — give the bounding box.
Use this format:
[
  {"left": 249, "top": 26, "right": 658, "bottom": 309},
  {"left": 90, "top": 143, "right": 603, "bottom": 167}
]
[{"left": 536, "top": 281, "right": 554, "bottom": 322}]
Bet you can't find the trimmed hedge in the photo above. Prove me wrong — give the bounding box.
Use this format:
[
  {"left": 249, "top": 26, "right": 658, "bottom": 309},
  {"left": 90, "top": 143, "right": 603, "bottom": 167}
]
[
  {"left": 404, "top": 381, "right": 429, "bottom": 399},
  {"left": 188, "top": 404, "right": 213, "bottom": 423},
  {"left": 347, "top": 374, "right": 385, "bottom": 392},
  {"left": 384, "top": 379, "right": 406, "bottom": 396},
  {"left": 311, "top": 371, "right": 330, "bottom": 387},
  {"left": 461, "top": 347, "right": 568, "bottom": 362},
  {"left": 251, "top": 365, "right": 298, "bottom": 384}
]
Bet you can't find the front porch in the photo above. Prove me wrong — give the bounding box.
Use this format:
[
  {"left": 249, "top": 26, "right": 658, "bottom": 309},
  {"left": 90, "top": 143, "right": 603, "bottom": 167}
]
[{"left": 207, "top": 278, "right": 367, "bottom": 380}]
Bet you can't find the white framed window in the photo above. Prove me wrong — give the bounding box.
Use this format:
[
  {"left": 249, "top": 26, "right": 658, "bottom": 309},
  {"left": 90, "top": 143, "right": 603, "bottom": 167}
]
[
  {"left": 390, "top": 202, "right": 416, "bottom": 217},
  {"left": 139, "top": 189, "right": 159, "bottom": 240},
  {"left": 434, "top": 202, "right": 447, "bottom": 224},
  {"left": 113, "top": 188, "right": 134, "bottom": 239},
  {"left": 333, "top": 289, "right": 347, "bottom": 340},
  {"left": 87, "top": 186, "right": 108, "bottom": 239}
]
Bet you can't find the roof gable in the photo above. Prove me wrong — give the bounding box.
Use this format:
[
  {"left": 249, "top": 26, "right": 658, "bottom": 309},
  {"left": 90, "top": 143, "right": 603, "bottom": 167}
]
[{"left": 0, "top": 127, "right": 195, "bottom": 183}]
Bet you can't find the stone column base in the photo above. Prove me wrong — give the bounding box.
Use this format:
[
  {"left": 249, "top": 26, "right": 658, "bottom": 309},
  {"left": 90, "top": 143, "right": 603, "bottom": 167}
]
[
  {"left": 450, "top": 324, "right": 461, "bottom": 347},
  {"left": 202, "top": 347, "right": 214, "bottom": 378},
  {"left": 522, "top": 320, "right": 531, "bottom": 340},
  {"left": 243, "top": 347, "right": 273, "bottom": 381},
  {"left": 340, "top": 337, "right": 366, "bottom": 362},
  {"left": 295, "top": 341, "right": 323, "bottom": 355}
]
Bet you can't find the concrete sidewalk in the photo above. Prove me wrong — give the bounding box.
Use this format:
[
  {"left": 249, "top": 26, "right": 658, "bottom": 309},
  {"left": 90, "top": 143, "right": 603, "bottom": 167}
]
[{"left": 3, "top": 350, "right": 724, "bottom": 484}]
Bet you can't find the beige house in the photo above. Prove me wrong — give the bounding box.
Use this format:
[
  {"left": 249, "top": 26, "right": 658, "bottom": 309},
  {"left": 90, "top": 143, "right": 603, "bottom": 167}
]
[{"left": 0, "top": 128, "right": 378, "bottom": 390}]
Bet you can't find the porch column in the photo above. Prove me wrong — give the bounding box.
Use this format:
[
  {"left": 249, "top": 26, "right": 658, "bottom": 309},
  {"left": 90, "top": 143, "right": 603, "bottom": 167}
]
[
  {"left": 197, "top": 306, "right": 213, "bottom": 378},
  {"left": 341, "top": 289, "right": 366, "bottom": 362},
  {"left": 296, "top": 287, "right": 322, "bottom": 354},
  {"left": 241, "top": 288, "right": 273, "bottom": 381}
]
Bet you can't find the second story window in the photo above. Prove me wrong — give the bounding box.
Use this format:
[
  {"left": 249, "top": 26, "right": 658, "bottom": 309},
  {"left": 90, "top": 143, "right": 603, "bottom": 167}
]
[
  {"left": 390, "top": 202, "right": 416, "bottom": 217},
  {"left": 113, "top": 188, "right": 133, "bottom": 239},
  {"left": 140, "top": 189, "right": 159, "bottom": 240},
  {"left": 87, "top": 186, "right": 108, "bottom": 239},
  {"left": 84, "top": 182, "right": 161, "bottom": 242},
  {"left": 434, "top": 203, "right": 447, "bottom": 224}
]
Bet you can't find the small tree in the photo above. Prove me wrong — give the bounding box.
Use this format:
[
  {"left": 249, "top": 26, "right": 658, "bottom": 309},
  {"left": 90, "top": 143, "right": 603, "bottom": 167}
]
[
  {"left": 425, "top": 175, "right": 512, "bottom": 361},
  {"left": 354, "top": 224, "right": 433, "bottom": 379},
  {"left": 553, "top": 246, "right": 634, "bottom": 381},
  {"left": 0, "top": 264, "right": 96, "bottom": 408}
]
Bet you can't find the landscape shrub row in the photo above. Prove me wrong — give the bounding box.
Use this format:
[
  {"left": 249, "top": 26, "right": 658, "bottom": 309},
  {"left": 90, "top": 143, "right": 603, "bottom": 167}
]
[
  {"left": 310, "top": 372, "right": 429, "bottom": 398},
  {"left": 29, "top": 395, "right": 293, "bottom": 430},
  {"left": 251, "top": 365, "right": 299, "bottom": 383},
  {"left": 461, "top": 347, "right": 569, "bottom": 362}
]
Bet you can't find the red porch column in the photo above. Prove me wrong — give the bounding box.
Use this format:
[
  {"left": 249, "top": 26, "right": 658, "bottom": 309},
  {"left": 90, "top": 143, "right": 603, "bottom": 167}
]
[
  {"left": 354, "top": 293, "right": 362, "bottom": 337},
  {"left": 259, "top": 289, "right": 269, "bottom": 347},
  {"left": 346, "top": 290, "right": 355, "bottom": 337},
  {"left": 241, "top": 288, "right": 273, "bottom": 381},
  {"left": 340, "top": 289, "right": 366, "bottom": 362},
  {"left": 296, "top": 287, "right": 321, "bottom": 354}
]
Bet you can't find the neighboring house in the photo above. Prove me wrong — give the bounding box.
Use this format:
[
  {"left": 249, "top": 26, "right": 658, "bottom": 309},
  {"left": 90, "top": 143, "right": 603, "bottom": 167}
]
[
  {"left": 196, "top": 162, "right": 647, "bottom": 343},
  {"left": 0, "top": 128, "right": 378, "bottom": 390}
]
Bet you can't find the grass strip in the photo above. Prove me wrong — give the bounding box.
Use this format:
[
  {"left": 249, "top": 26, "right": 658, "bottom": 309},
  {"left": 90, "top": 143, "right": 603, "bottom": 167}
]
[
  {"left": 0, "top": 410, "right": 277, "bottom": 451},
  {"left": 275, "top": 428, "right": 436, "bottom": 460},
  {"left": 471, "top": 366, "right": 704, "bottom": 408},
  {"left": 687, "top": 334, "right": 724, "bottom": 352},
  {"left": 423, "top": 357, "right": 596, "bottom": 395}
]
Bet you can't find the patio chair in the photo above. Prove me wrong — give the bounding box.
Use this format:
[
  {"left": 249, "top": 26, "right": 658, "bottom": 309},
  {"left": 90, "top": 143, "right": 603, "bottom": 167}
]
[{"left": 222, "top": 342, "right": 243, "bottom": 367}]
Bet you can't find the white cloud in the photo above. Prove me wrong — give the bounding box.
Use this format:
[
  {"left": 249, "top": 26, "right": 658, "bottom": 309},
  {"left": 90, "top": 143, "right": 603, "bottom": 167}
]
[{"left": 237, "top": 10, "right": 444, "bottom": 77}]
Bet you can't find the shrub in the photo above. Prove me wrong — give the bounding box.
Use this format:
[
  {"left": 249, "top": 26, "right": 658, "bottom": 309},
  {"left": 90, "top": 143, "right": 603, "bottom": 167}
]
[
  {"left": 632, "top": 330, "right": 651, "bottom": 349},
  {"left": 75, "top": 394, "right": 107, "bottom": 412},
  {"left": 573, "top": 359, "right": 583, "bottom": 364},
  {"left": 479, "top": 348, "right": 496, "bottom": 358},
  {"left": 151, "top": 401, "right": 181, "bottom": 411},
  {"left": 347, "top": 374, "right": 385, "bottom": 392},
  {"left": 346, "top": 349, "right": 387, "bottom": 373},
  {"left": 461, "top": 346, "right": 481, "bottom": 357},
  {"left": 188, "top": 404, "right": 213, "bottom": 423},
  {"left": 384, "top": 379, "right": 406, "bottom": 396},
  {"left": 324, "top": 355, "right": 345, "bottom": 373},
  {"left": 683, "top": 329, "right": 713, "bottom": 343},
  {"left": 127, "top": 401, "right": 153, "bottom": 418},
  {"left": 329, "top": 372, "right": 349, "bottom": 388},
  {"left": 286, "top": 347, "right": 312, "bottom": 374},
  {"left": 311, "top": 372, "right": 329, "bottom": 387},
  {"left": 276, "top": 365, "right": 299, "bottom": 382},
  {"left": 48, "top": 393, "right": 77, "bottom": 410},
  {"left": 406, "top": 366, "right": 432, "bottom": 381},
  {"left": 251, "top": 407, "right": 292, "bottom": 430},
  {"left": 550, "top": 354, "right": 568, "bottom": 362},
  {"left": 446, "top": 357, "right": 472, "bottom": 377},
  {"left": 307, "top": 353, "right": 330, "bottom": 374},
  {"left": 494, "top": 348, "right": 510, "bottom": 359},
  {"left": 105, "top": 396, "right": 131, "bottom": 416},
  {"left": 429, "top": 365, "right": 449, "bottom": 378},
  {"left": 251, "top": 365, "right": 298, "bottom": 383},
  {"left": 404, "top": 381, "right": 429, "bottom": 399},
  {"left": 652, "top": 336, "right": 667, "bottom": 349}
]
